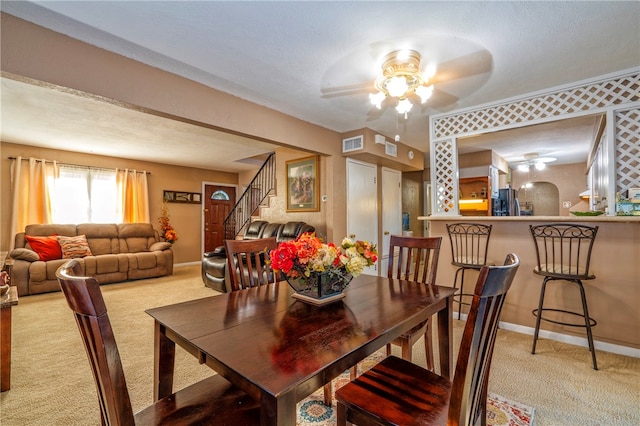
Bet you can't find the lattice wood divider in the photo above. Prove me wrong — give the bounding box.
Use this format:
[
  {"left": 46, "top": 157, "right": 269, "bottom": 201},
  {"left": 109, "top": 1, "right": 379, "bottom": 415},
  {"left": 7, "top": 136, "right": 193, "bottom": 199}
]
[{"left": 430, "top": 70, "right": 640, "bottom": 216}]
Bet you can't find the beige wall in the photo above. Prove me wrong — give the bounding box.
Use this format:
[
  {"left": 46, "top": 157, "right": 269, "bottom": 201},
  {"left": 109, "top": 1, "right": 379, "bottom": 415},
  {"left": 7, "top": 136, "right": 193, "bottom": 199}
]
[{"left": 511, "top": 162, "right": 588, "bottom": 216}]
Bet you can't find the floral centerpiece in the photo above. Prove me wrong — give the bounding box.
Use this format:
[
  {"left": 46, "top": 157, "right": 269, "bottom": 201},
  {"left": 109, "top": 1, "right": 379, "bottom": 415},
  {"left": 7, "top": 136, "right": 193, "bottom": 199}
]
[
  {"left": 158, "top": 201, "right": 179, "bottom": 244},
  {"left": 269, "top": 232, "right": 377, "bottom": 303}
]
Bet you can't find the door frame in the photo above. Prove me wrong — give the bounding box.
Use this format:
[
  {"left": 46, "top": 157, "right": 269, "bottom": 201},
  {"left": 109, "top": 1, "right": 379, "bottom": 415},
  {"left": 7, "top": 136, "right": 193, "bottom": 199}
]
[{"left": 201, "top": 181, "right": 238, "bottom": 254}]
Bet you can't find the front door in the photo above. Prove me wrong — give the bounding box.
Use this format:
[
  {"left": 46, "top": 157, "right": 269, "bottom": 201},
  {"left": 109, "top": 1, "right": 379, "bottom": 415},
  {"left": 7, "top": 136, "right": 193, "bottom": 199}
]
[{"left": 204, "top": 184, "right": 236, "bottom": 252}]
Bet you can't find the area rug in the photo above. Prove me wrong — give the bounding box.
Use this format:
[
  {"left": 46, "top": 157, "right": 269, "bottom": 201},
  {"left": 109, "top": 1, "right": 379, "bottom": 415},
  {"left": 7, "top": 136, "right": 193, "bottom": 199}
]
[{"left": 297, "top": 351, "right": 535, "bottom": 426}]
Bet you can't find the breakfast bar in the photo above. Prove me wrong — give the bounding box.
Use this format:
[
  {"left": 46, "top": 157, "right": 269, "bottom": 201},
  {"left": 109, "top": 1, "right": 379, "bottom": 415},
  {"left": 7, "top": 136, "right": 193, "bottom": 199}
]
[{"left": 421, "top": 215, "right": 640, "bottom": 353}]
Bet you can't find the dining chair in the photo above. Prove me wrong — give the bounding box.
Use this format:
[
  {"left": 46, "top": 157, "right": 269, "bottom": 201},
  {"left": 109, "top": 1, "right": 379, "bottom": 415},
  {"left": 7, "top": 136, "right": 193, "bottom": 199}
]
[
  {"left": 446, "top": 222, "right": 493, "bottom": 319},
  {"left": 56, "top": 259, "right": 260, "bottom": 425},
  {"left": 529, "top": 223, "right": 599, "bottom": 369},
  {"left": 385, "top": 234, "right": 442, "bottom": 371},
  {"left": 335, "top": 253, "right": 520, "bottom": 426},
  {"left": 224, "top": 236, "right": 278, "bottom": 291},
  {"left": 324, "top": 235, "right": 442, "bottom": 406}
]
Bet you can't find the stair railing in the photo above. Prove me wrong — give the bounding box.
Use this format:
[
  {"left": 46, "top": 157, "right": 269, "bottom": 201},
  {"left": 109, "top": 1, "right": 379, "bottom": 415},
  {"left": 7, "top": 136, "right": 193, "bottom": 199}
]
[{"left": 223, "top": 152, "right": 276, "bottom": 240}]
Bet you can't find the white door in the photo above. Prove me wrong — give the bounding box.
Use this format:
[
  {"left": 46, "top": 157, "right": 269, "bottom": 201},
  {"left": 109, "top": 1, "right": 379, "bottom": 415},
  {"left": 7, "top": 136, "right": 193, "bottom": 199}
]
[
  {"left": 381, "top": 167, "right": 402, "bottom": 275},
  {"left": 347, "top": 159, "right": 378, "bottom": 276}
]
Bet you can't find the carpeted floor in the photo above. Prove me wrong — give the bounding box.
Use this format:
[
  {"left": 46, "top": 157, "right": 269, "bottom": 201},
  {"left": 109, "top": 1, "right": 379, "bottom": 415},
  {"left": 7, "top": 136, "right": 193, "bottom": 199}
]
[{"left": 1, "top": 264, "right": 639, "bottom": 425}]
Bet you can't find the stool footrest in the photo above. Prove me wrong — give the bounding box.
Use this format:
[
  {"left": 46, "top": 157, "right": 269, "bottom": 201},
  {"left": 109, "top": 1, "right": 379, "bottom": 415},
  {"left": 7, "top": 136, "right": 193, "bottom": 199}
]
[{"left": 532, "top": 308, "right": 597, "bottom": 328}]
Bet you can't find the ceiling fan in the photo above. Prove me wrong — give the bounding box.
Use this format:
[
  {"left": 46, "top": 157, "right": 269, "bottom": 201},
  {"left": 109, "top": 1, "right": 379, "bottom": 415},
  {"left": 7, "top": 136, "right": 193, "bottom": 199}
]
[{"left": 321, "top": 45, "right": 493, "bottom": 119}]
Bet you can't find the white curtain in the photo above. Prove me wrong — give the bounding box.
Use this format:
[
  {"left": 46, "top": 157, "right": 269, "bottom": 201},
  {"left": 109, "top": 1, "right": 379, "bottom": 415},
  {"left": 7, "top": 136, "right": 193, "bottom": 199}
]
[
  {"left": 9, "top": 157, "right": 59, "bottom": 250},
  {"left": 116, "top": 169, "right": 150, "bottom": 223}
]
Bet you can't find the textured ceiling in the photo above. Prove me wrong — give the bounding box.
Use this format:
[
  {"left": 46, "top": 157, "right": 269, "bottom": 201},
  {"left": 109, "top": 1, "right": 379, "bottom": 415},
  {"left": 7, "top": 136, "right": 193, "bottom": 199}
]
[{"left": 1, "top": 1, "right": 638, "bottom": 171}]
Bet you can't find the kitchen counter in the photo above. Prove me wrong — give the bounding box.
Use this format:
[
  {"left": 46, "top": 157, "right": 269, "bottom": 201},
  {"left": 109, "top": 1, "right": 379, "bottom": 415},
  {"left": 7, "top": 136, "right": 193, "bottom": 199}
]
[
  {"left": 420, "top": 215, "right": 640, "bottom": 355},
  {"left": 419, "top": 215, "right": 640, "bottom": 223}
]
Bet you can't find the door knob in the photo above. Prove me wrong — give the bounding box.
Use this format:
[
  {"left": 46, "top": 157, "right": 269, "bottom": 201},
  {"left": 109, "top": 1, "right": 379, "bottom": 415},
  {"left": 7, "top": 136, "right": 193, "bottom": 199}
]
[{"left": 384, "top": 231, "right": 389, "bottom": 235}]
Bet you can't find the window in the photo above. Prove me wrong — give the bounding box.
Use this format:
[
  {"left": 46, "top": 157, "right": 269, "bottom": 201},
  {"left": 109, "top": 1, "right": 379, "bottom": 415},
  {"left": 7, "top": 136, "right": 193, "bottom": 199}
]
[
  {"left": 211, "top": 190, "right": 230, "bottom": 200},
  {"left": 50, "top": 166, "right": 118, "bottom": 223}
]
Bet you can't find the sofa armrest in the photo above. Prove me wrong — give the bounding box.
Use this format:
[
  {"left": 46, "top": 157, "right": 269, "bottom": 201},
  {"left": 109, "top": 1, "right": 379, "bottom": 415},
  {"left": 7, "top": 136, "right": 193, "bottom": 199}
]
[
  {"left": 204, "top": 246, "right": 226, "bottom": 258},
  {"left": 150, "top": 242, "right": 173, "bottom": 251},
  {"left": 9, "top": 248, "right": 40, "bottom": 262}
]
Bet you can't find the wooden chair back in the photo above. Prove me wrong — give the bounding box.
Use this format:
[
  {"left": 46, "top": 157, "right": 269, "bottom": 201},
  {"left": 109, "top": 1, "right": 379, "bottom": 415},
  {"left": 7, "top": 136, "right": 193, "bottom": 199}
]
[
  {"left": 387, "top": 234, "right": 441, "bottom": 284},
  {"left": 449, "top": 253, "right": 520, "bottom": 425},
  {"left": 225, "top": 237, "right": 278, "bottom": 291},
  {"left": 529, "top": 223, "right": 598, "bottom": 280},
  {"left": 56, "top": 259, "right": 135, "bottom": 425},
  {"left": 446, "top": 223, "right": 493, "bottom": 268}
]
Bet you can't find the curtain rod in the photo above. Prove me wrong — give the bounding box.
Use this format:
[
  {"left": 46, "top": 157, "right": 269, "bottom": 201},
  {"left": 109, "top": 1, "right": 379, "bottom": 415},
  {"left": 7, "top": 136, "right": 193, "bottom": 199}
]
[{"left": 7, "top": 156, "right": 151, "bottom": 174}]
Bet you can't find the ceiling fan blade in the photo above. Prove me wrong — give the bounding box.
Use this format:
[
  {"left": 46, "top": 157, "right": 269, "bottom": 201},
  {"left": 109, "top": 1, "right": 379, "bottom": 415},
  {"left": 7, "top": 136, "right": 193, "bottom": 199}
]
[
  {"left": 429, "top": 49, "right": 493, "bottom": 84},
  {"left": 321, "top": 81, "right": 373, "bottom": 98},
  {"left": 423, "top": 88, "right": 459, "bottom": 109}
]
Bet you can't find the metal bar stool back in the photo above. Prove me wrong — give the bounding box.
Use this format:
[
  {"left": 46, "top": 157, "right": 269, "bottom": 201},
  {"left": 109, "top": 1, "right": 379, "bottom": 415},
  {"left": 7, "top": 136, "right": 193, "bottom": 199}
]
[
  {"left": 446, "top": 223, "right": 493, "bottom": 319},
  {"left": 529, "top": 223, "right": 599, "bottom": 369}
]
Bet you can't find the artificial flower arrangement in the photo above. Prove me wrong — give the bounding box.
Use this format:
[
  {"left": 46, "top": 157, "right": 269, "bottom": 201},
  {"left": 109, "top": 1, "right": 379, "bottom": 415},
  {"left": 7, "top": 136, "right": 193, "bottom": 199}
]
[
  {"left": 269, "top": 232, "right": 378, "bottom": 297},
  {"left": 158, "top": 201, "right": 179, "bottom": 244}
]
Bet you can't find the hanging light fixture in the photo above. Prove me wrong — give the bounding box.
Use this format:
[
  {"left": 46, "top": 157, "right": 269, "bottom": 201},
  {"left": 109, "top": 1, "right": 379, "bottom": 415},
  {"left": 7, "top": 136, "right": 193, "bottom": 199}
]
[
  {"left": 370, "top": 50, "right": 435, "bottom": 117},
  {"left": 516, "top": 152, "right": 557, "bottom": 172}
]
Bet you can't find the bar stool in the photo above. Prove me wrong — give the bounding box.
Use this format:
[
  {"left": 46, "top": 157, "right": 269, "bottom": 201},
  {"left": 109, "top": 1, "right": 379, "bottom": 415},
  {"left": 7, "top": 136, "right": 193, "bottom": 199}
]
[
  {"left": 446, "top": 223, "right": 492, "bottom": 319},
  {"left": 529, "top": 223, "right": 599, "bottom": 370}
]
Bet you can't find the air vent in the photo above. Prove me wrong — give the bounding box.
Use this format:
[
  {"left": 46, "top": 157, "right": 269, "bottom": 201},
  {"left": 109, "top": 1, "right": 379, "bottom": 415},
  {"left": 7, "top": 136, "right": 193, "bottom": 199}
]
[
  {"left": 342, "top": 135, "right": 364, "bottom": 153},
  {"left": 385, "top": 141, "right": 398, "bottom": 157}
]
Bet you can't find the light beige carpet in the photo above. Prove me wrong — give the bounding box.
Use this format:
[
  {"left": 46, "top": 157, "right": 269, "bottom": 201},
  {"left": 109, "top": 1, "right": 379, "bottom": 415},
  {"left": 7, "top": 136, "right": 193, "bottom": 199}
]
[{"left": 1, "top": 264, "right": 639, "bottom": 425}]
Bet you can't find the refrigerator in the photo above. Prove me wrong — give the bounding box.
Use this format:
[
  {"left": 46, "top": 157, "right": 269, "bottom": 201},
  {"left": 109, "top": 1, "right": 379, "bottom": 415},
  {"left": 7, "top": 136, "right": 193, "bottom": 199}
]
[{"left": 493, "top": 188, "right": 520, "bottom": 216}]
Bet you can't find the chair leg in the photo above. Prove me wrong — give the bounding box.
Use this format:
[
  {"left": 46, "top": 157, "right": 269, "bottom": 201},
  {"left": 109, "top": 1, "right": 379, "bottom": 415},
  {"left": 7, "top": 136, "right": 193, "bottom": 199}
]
[
  {"left": 336, "top": 401, "right": 348, "bottom": 426},
  {"left": 458, "top": 268, "right": 466, "bottom": 320},
  {"left": 386, "top": 343, "right": 392, "bottom": 357},
  {"left": 531, "top": 277, "right": 549, "bottom": 354},
  {"left": 453, "top": 267, "right": 463, "bottom": 320},
  {"left": 350, "top": 366, "right": 357, "bottom": 380},
  {"left": 401, "top": 340, "right": 412, "bottom": 362},
  {"left": 576, "top": 280, "right": 598, "bottom": 370},
  {"left": 424, "top": 321, "right": 434, "bottom": 372},
  {"left": 323, "top": 383, "right": 332, "bottom": 406}
]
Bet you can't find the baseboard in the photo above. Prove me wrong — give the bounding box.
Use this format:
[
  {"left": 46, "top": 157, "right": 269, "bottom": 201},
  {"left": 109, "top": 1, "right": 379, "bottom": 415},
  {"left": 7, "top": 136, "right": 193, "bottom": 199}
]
[
  {"left": 455, "top": 312, "right": 640, "bottom": 359},
  {"left": 175, "top": 261, "right": 201, "bottom": 267}
]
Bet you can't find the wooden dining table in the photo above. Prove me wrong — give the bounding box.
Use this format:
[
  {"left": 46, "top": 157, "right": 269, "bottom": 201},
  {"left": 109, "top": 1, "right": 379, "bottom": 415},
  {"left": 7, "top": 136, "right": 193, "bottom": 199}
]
[{"left": 146, "top": 274, "right": 456, "bottom": 426}]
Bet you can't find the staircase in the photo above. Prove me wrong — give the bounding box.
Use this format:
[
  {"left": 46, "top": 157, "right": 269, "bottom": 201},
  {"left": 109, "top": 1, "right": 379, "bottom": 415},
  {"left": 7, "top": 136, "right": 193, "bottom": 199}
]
[{"left": 223, "top": 152, "right": 277, "bottom": 239}]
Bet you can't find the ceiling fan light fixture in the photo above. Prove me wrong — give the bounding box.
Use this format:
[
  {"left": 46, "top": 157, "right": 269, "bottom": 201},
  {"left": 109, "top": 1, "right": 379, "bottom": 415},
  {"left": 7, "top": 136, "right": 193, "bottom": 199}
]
[
  {"left": 517, "top": 163, "right": 529, "bottom": 172},
  {"left": 535, "top": 161, "right": 546, "bottom": 170},
  {"left": 415, "top": 84, "right": 434, "bottom": 103},
  {"left": 395, "top": 98, "right": 413, "bottom": 114},
  {"left": 369, "top": 91, "right": 385, "bottom": 109},
  {"left": 386, "top": 76, "right": 410, "bottom": 97},
  {"left": 371, "top": 49, "right": 433, "bottom": 115}
]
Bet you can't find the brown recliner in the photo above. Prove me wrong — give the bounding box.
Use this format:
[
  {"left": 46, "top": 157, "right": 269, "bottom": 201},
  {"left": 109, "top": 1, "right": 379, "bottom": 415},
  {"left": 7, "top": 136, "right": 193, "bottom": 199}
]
[{"left": 201, "top": 221, "right": 314, "bottom": 292}]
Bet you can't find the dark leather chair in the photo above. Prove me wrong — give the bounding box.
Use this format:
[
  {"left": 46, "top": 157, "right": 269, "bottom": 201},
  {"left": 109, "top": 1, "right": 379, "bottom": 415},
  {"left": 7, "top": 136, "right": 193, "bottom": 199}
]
[
  {"left": 530, "top": 223, "right": 599, "bottom": 369},
  {"left": 56, "top": 259, "right": 260, "bottom": 425},
  {"left": 202, "top": 221, "right": 314, "bottom": 292},
  {"left": 335, "top": 254, "right": 520, "bottom": 426}
]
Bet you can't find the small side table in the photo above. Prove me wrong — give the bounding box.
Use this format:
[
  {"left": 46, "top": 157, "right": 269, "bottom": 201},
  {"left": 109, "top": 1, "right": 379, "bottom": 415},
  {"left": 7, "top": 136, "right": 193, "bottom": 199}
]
[{"left": 1, "top": 286, "right": 18, "bottom": 392}]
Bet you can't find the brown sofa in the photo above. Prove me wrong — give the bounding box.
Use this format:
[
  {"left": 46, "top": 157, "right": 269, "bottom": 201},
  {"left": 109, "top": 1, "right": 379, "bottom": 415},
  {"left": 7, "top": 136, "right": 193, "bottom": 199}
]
[{"left": 9, "top": 223, "right": 173, "bottom": 296}]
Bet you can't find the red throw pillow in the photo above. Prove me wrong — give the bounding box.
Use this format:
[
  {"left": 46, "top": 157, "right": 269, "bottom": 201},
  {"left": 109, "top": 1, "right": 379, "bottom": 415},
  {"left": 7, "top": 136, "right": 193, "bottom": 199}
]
[{"left": 24, "top": 235, "right": 62, "bottom": 261}]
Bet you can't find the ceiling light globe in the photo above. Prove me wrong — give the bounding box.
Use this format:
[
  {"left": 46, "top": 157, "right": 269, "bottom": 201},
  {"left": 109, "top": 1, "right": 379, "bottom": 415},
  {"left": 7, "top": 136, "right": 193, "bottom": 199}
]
[
  {"left": 535, "top": 161, "right": 546, "bottom": 170},
  {"left": 386, "top": 76, "right": 409, "bottom": 97},
  {"left": 415, "top": 85, "right": 434, "bottom": 103},
  {"left": 395, "top": 98, "right": 413, "bottom": 114},
  {"left": 369, "top": 92, "right": 385, "bottom": 109},
  {"left": 517, "top": 164, "right": 529, "bottom": 172}
]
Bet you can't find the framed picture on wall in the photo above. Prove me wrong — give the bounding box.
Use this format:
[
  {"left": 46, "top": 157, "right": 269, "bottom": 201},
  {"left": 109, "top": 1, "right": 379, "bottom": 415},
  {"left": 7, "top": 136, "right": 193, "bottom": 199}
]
[{"left": 286, "top": 155, "right": 319, "bottom": 212}]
